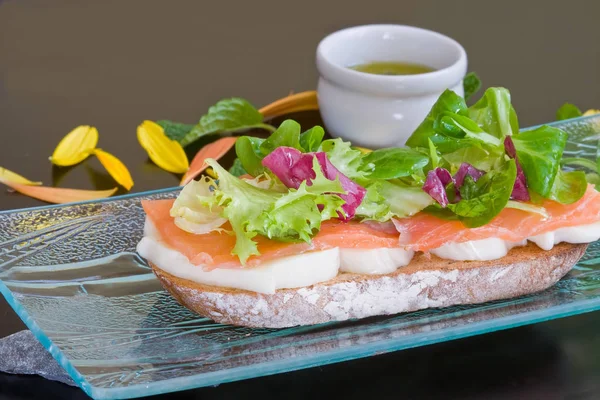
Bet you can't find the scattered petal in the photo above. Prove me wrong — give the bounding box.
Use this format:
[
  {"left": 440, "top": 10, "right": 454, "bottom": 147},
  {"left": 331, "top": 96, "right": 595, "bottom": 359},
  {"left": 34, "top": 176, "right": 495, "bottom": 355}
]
[
  {"left": 180, "top": 137, "right": 237, "bottom": 186},
  {"left": 0, "top": 167, "right": 42, "bottom": 185},
  {"left": 50, "top": 125, "right": 98, "bottom": 166},
  {"left": 94, "top": 149, "right": 134, "bottom": 190},
  {"left": 259, "top": 91, "right": 319, "bottom": 120},
  {"left": 137, "top": 120, "right": 189, "bottom": 174},
  {"left": 0, "top": 179, "right": 117, "bottom": 204}
]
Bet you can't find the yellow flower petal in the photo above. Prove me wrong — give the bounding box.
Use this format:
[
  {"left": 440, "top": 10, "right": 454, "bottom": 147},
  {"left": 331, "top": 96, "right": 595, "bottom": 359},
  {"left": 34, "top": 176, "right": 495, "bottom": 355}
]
[
  {"left": 94, "top": 149, "right": 134, "bottom": 190},
  {"left": 583, "top": 109, "right": 600, "bottom": 116},
  {"left": 259, "top": 91, "right": 319, "bottom": 120},
  {"left": 0, "top": 167, "right": 42, "bottom": 185},
  {"left": 137, "top": 121, "right": 189, "bottom": 174},
  {"left": 50, "top": 125, "right": 99, "bottom": 167}
]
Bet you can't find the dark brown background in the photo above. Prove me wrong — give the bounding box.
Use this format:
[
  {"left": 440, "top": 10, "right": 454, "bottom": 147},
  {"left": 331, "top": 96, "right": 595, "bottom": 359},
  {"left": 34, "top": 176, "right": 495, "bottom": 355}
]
[{"left": 1, "top": 0, "right": 600, "bottom": 399}]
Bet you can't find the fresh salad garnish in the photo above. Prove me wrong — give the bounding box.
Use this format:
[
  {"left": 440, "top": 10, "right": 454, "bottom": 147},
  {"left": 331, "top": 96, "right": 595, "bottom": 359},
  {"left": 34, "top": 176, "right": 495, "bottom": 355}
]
[{"left": 173, "top": 87, "right": 594, "bottom": 264}]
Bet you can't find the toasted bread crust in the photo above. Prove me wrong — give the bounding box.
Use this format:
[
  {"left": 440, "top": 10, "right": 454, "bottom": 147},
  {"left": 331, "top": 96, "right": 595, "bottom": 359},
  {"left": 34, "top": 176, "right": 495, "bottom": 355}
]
[{"left": 150, "top": 242, "right": 587, "bottom": 328}]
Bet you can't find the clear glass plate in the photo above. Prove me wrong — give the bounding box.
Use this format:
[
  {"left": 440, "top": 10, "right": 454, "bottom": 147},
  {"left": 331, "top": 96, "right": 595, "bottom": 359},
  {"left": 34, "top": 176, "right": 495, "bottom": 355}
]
[{"left": 1, "top": 115, "right": 600, "bottom": 400}]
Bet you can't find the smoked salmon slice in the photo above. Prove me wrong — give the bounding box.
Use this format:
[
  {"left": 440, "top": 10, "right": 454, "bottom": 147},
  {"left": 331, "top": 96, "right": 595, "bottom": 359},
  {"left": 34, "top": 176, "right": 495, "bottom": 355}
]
[
  {"left": 393, "top": 184, "right": 600, "bottom": 252},
  {"left": 141, "top": 199, "right": 400, "bottom": 269}
]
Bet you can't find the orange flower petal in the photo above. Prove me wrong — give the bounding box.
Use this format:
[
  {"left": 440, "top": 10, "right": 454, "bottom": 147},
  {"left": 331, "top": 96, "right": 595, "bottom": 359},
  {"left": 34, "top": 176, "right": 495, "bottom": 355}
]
[
  {"left": 94, "top": 149, "right": 134, "bottom": 190},
  {"left": 259, "top": 91, "right": 318, "bottom": 120},
  {"left": 0, "top": 167, "right": 42, "bottom": 185},
  {"left": 0, "top": 178, "right": 117, "bottom": 204},
  {"left": 50, "top": 125, "right": 99, "bottom": 167},
  {"left": 180, "top": 137, "right": 237, "bottom": 186}
]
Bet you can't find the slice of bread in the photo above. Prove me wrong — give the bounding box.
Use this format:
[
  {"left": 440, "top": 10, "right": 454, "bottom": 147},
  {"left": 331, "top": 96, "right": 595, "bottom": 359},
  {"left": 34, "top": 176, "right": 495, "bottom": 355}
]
[{"left": 150, "top": 242, "right": 587, "bottom": 328}]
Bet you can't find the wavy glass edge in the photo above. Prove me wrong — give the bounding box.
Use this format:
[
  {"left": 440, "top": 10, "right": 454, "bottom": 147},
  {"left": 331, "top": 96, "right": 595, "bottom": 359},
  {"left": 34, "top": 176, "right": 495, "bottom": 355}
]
[
  {"left": 0, "top": 113, "right": 597, "bottom": 217},
  {"left": 0, "top": 113, "right": 599, "bottom": 400},
  {"left": 3, "top": 274, "right": 600, "bottom": 400}
]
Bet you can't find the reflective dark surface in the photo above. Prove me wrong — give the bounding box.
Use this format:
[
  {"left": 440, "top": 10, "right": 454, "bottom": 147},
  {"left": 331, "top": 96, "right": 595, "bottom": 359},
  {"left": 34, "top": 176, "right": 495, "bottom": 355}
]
[{"left": 1, "top": 0, "right": 600, "bottom": 398}]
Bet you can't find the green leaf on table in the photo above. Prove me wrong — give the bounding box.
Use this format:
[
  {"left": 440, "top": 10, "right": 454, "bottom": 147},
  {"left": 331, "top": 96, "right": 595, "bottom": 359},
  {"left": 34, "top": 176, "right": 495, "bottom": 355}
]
[
  {"left": 463, "top": 72, "right": 481, "bottom": 101},
  {"left": 299, "top": 126, "right": 325, "bottom": 152},
  {"left": 447, "top": 159, "right": 517, "bottom": 227},
  {"left": 359, "top": 148, "right": 430, "bottom": 180},
  {"left": 259, "top": 119, "right": 303, "bottom": 155},
  {"left": 556, "top": 103, "right": 582, "bottom": 121},
  {"left": 181, "top": 98, "right": 274, "bottom": 147},
  {"left": 156, "top": 120, "right": 195, "bottom": 143},
  {"left": 468, "top": 87, "right": 519, "bottom": 138},
  {"left": 405, "top": 89, "right": 468, "bottom": 149},
  {"left": 511, "top": 125, "right": 567, "bottom": 197},
  {"left": 235, "top": 136, "right": 265, "bottom": 177},
  {"left": 548, "top": 169, "right": 588, "bottom": 204}
]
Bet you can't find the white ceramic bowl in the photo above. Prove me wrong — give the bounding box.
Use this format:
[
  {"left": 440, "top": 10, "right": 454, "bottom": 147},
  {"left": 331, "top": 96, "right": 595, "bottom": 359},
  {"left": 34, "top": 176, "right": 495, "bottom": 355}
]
[{"left": 316, "top": 24, "right": 467, "bottom": 148}]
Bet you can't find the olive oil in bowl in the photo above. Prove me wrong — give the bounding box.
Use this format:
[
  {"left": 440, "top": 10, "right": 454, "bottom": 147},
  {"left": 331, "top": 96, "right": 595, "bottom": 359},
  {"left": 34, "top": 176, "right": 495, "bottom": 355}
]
[{"left": 349, "top": 61, "right": 435, "bottom": 76}]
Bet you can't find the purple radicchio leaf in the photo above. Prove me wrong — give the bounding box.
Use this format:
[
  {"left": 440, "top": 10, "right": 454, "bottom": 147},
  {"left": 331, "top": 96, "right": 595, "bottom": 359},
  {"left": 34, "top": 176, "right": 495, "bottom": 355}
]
[
  {"left": 262, "top": 146, "right": 366, "bottom": 219},
  {"left": 504, "top": 136, "right": 530, "bottom": 201},
  {"left": 423, "top": 167, "right": 453, "bottom": 207}
]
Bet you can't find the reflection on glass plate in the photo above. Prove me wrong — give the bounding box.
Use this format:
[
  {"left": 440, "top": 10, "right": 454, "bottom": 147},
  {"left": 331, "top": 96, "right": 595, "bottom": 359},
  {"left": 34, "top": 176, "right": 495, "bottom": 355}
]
[{"left": 1, "top": 116, "right": 600, "bottom": 399}]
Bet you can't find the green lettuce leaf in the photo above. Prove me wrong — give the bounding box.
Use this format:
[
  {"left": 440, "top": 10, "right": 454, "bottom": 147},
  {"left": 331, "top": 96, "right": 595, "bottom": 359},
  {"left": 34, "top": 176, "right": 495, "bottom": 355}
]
[
  {"left": 463, "top": 72, "right": 482, "bottom": 101},
  {"left": 560, "top": 157, "right": 598, "bottom": 172},
  {"left": 467, "top": 87, "right": 519, "bottom": 137},
  {"left": 356, "top": 181, "right": 434, "bottom": 221},
  {"left": 428, "top": 138, "right": 441, "bottom": 169},
  {"left": 405, "top": 89, "right": 468, "bottom": 149},
  {"left": 319, "top": 138, "right": 366, "bottom": 180},
  {"left": 204, "top": 158, "right": 345, "bottom": 264},
  {"left": 299, "top": 126, "right": 325, "bottom": 152},
  {"left": 259, "top": 119, "right": 303, "bottom": 155},
  {"left": 434, "top": 112, "right": 503, "bottom": 147},
  {"left": 442, "top": 146, "right": 501, "bottom": 172},
  {"left": 235, "top": 136, "right": 265, "bottom": 176},
  {"left": 447, "top": 159, "right": 517, "bottom": 228},
  {"left": 359, "top": 148, "right": 430, "bottom": 180},
  {"left": 548, "top": 169, "right": 587, "bottom": 204},
  {"left": 228, "top": 158, "right": 248, "bottom": 177},
  {"left": 156, "top": 120, "right": 195, "bottom": 143},
  {"left": 511, "top": 126, "right": 568, "bottom": 197},
  {"left": 556, "top": 103, "right": 582, "bottom": 121},
  {"left": 181, "top": 98, "right": 275, "bottom": 147}
]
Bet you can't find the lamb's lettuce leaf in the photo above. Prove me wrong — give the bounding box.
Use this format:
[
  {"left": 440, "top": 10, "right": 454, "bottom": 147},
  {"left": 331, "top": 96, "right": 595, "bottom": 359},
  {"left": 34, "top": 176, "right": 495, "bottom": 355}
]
[
  {"left": 259, "top": 119, "right": 303, "bottom": 155},
  {"left": 356, "top": 180, "right": 435, "bottom": 221},
  {"left": 556, "top": 103, "right": 582, "bottom": 121},
  {"left": 511, "top": 126, "right": 567, "bottom": 197},
  {"left": 447, "top": 159, "right": 517, "bottom": 227},
  {"left": 405, "top": 89, "right": 468, "bottom": 149},
  {"left": 299, "top": 126, "right": 325, "bottom": 152},
  {"left": 467, "top": 87, "right": 519, "bottom": 137},
  {"left": 463, "top": 72, "right": 482, "bottom": 101},
  {"left": 548, "top": 169, "right": 588, "bottom": 204},
  {"left": 235, "top": 136, "right": 265, "bottom": 176},
  {"left": 359, "top": 148, "right": 430, "bottom": 180}
]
